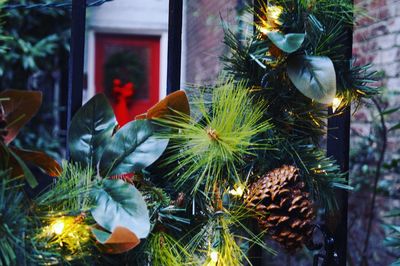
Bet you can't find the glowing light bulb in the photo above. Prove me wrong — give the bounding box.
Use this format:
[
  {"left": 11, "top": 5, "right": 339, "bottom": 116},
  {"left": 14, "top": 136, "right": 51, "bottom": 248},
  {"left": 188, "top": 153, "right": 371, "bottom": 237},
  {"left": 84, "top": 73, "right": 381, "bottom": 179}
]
[
  {"left": 229, "top": 184, "right": 245, "bottom": 197},
  {"left": 332, "top": 97, "right": 342, "bottom": 113},
  {"left": 210, "top": 250, "right": 219, "bottom": 262},
  {"left": 258, "top": 5, "right": 283, "bottom": 34},
  {"left": 259, "top": 27, "right": 271, "bottom": 35},
  {"left": 51, "top": 220, "right": 65, "bottom": 235},
  {"left": 268, "top": 5, "right": 283, "bottom": 21}
]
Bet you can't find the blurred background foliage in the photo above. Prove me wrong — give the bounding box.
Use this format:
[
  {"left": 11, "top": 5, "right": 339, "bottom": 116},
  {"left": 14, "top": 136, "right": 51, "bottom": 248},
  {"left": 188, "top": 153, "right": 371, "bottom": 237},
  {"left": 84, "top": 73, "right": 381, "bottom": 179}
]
[
  {"left": 0, "top": 0, "right": 69, "bottom": 89},
  {"left": 349, "top": 89, "right": 400, "bottom": 265},
  {"left": 0, "top": 0, "right": 71, "bottom": 161}
]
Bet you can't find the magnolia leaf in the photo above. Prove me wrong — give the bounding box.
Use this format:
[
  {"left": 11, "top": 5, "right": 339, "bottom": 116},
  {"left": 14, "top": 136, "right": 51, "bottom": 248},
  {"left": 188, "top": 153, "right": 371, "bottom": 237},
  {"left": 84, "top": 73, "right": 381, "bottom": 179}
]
[
  {"left": 135, "top": 90, "right": 190, "bottom": 120},
  {"left": 267, "top": 32, "right": 305, "bottom": 53},
  {"left": 8, "top": 147, "right": 38, "bottom": 188},
  {"left": 287, "top": 55, "right": 337, "bottom": 104},
  {"left": 135, "top": 113, "right": 147, "bottom": 120},
  {"left": 11, "top": 148, "right": 62, "bottom": 177},
  {"left": 99, "top": 120, "right": 168, "bottom": 176},
  {"left": 91, "top": 179, "right": 150, "bottom": 238},
  {"left": 92, "top": 226, "right": 140, "bottom": 254},
  {"left": 0, "top": 89, "right": 42, "bottom": 144},
  {"left": 0, "top": 141, "right": 10, "bottom": 170},
  {"left": 68, "top": 94, "right": 117, "bottom": 168}
]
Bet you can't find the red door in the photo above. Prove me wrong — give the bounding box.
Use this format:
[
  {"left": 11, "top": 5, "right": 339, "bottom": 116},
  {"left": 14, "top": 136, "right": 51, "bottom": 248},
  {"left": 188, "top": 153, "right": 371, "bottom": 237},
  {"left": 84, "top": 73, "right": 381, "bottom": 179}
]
[{"left": 95, "top": 33, "right": 160, "bottom": 125}]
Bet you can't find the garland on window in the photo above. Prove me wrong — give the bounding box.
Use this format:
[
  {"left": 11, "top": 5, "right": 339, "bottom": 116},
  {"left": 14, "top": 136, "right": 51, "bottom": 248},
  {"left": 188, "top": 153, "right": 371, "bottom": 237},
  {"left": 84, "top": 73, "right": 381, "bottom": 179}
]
[{"left": 0, "top": 0, "right": 380, "bottom": 265}]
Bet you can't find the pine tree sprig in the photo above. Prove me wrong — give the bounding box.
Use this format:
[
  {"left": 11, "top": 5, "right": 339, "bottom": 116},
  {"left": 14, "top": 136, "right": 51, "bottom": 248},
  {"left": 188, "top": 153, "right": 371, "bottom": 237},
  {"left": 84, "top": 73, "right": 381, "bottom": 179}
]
[
  {"left": 158, "top": 80, "right": 274, "bottom": 195},
  {"left": 35, "top": 161, "right": 95, "bottom": 215},
  {"left": 146, "top": 231, "right": 194, "bottom": 266}
]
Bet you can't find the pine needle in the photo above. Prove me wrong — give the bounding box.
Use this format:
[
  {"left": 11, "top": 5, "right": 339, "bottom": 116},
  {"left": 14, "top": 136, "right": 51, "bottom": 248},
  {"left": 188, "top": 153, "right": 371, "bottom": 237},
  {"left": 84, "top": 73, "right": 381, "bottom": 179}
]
[
  {"left": 35, "top": 161, "right": 95, "bottom": 215},
  {"left": 158, "top": 80, "right": 273, "bottom": 195}
]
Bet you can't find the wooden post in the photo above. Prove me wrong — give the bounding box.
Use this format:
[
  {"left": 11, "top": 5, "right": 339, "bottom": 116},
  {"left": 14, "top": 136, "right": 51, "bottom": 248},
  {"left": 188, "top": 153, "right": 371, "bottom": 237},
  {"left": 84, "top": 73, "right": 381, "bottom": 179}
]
[{"left": 166, "top": 0, "right": 183, "bottom": 94}]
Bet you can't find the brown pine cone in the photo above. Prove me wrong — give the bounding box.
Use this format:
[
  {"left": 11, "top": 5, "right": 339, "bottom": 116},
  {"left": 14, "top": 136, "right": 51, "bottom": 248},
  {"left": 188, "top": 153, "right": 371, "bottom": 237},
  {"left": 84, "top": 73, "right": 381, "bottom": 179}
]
[{"left": 245, "top": 165, "right": 315, "bottom": 252}]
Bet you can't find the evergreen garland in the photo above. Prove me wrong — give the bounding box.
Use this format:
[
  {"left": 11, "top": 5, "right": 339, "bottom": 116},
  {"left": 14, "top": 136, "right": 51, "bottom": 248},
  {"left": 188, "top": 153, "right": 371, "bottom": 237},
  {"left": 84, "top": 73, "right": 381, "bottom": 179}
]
[
  {"left": 222, "top": 0, "right": 379, "bottom": 211},
  {"left": 0, "top": 0, "right": 381, "bottom": 265}
]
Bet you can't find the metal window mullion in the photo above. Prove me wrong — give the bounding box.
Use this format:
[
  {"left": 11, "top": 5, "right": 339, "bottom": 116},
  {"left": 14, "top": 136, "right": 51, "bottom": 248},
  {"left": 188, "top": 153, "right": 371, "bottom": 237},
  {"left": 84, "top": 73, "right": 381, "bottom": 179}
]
[
  {"left": 166, "top": 0, "right": 183, "bottom": 94},
  {"left": 66, "top": 0, "right": 86, "bottom": 158},
  {"left": 326, "top": 2, "right": 353, "bottom": 265}
]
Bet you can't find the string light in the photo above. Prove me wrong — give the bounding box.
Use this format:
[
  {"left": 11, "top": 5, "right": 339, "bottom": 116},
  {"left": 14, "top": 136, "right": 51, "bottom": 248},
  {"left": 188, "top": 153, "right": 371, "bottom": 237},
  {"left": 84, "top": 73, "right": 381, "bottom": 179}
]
[
  {"left": 314, "top": 164, "right": 327, "bottom": 174},
  {"left": 210, "top": 250, "right": 219, "bottom": 262},
  {"left": 51, "top": 219, "right": 65, "bottom": 235},
  {"left": 268, "top": 5, "right": 283, "bottom": 23},
  {"left": 332, "top": 97, "right": 342, "bottom": 113},
  {"left": 258, "top": 5, "right": 283, "bottom": 34},
  {"left": 229, "top": 184, "right": 245, "bottom": 197},
  {"left": 39, "top": 215, "right": 91, "bottom": 254}
]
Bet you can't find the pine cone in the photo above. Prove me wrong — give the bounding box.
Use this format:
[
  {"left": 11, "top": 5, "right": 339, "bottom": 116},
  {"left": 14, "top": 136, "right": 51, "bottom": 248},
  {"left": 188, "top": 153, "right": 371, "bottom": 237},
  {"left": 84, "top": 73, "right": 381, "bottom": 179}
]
[{"left": 245, "top": 165, "right": 315, "bottom": 252}]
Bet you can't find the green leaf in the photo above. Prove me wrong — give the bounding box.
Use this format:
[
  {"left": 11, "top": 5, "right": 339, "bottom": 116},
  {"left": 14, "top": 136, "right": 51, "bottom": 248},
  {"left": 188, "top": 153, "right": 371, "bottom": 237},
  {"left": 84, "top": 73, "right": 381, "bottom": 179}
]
[
  {"left": 384, "top": 236, "right": 400, "bottom": 247},
  {"left": 267, "top": 32, "right": 305, "bottom": 53},
  {"left": 287, "top": 55, "right": 337, "bottom": 104},
  {"left": 391, "top": 259, "right": 400, "bottom": 266},
  {"left": 92, "top": 227, "right": 110, "bottom": 243},
  {"left": 68, "top": 94, "right": 117, "bottom": 168},
  {"left": 385, "top": 224, "right": 400, "bottom": 233},
  {"left": 91, "top": 179, "right": 150, "bottom": 238},
  {"left": 99, "top": 120, "right": 168, "bottom": 176},
  {"left": 385, "top": 209, "right": 400, "bottom": 217},
  {"left": 382, "top": 107, "right": 400, "bottom": 116},
  {"left": 389, "top": 123, "right": 400, "bottom": 132}
]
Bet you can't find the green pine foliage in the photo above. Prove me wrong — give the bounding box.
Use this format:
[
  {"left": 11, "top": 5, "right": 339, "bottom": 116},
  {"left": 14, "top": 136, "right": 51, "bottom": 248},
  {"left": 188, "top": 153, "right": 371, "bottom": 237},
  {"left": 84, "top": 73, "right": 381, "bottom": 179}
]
[
  {"left": 35, "top": 161, "right": 95, "bottom": 215},
  {"left": 159, "top": 81, "right": 273, "bottom": 195},
  {"left": 0, "top": 170, "right": 54, "bottom": 265},
  {"left": 32, "top": 162, "right": 97, "bottom": 264},
  {"left": 0, "top": 0, "right": 10, "bottom": 54},
  {"left": 146, "top": 232, "right": 192, "bottom": 266},
  {"left": 0, "top": 171, "right": 28, "bottom": 266},
  {"left": 222, "top": 0, "right": 379, "bottom": 211}
]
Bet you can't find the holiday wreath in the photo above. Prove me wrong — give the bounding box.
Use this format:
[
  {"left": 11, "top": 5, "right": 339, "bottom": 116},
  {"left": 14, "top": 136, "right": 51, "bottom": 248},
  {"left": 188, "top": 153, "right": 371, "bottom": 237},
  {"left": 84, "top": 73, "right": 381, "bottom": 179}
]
[{"left": 0, "top": 0, "right": 379, "bottom": 265}]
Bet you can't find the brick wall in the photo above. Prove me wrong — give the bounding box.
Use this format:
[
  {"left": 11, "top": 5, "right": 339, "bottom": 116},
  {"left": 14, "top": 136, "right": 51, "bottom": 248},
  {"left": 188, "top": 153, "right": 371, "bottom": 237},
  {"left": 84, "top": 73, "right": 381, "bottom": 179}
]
[
  {"left": 351, "top": 2, "right": 400, "bottom": 264},
  {"left": 353, "top": 0, "right": 400, "bottom": 88},
  {"left": 185, "top": 0, "right": 238, "bottom": 85},
  {"left": 352, "top": 0, "right": 400, "bottom": 155}
]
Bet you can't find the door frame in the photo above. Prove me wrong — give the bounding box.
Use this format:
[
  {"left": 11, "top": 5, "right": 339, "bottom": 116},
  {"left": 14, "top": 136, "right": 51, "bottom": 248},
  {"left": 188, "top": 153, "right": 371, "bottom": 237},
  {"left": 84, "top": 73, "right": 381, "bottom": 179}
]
[{"left": 87, "top": 27, "right": 168, "bottom": 104}]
